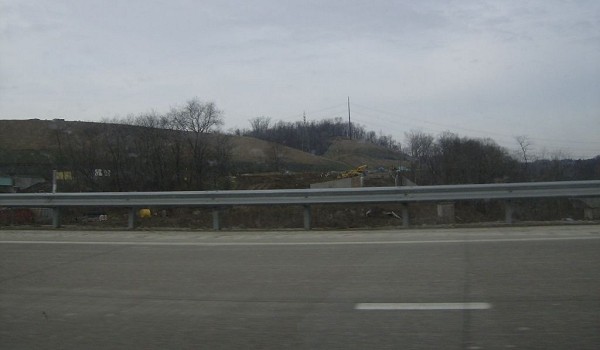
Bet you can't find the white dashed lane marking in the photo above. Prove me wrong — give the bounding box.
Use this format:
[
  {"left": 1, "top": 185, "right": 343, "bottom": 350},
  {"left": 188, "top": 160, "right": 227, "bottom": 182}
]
[{"left": 355, "top": 302, "right": 492, "bottom": 310}]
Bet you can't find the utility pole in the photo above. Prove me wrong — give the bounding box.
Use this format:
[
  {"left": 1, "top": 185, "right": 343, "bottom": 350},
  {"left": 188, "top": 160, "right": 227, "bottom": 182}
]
[
  {"left": 52, "top": 170, "right": 57, "bottom": 193},
  {"left": 302, "top": 111, "right": 307, "bottom": 152},
  {"left": 347, "top": 96, "right": 352, "bottom": 140}
]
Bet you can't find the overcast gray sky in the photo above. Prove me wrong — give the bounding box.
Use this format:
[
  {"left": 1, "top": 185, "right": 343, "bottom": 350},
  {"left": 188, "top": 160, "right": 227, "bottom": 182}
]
[{"left": 1, "top": 0, "right": 599, "bottom": 158}]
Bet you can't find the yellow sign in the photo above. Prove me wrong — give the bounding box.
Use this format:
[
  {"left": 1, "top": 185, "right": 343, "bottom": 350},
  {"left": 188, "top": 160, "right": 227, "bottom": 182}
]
[{"left": 56, "top": 171, "right": 73, "bottom": 180}]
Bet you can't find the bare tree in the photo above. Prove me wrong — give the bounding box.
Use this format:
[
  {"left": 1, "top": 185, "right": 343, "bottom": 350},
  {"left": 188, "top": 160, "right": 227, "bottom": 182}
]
[
  {"left": 172, "top": 98, "right": 224, "bottom": 189},
  {"left": 405, "top": 130, "right": 434, "bottom": 161},
  {"left": 268, "top": 141, "right": 287, "bottom": 172},
  {"left": 515, "top": 135, "right": 533, "bottom": 164},
  {"left": 175, "top": 98, "right": 223, "bottom": 134},
  {"left": 249, "top": 116, "right": 271, "bottom": 137},
  {"left": 207, "top": 133, "right": 235, "bottom": 189},
  {"left": 404, "top": 130, "right": 435, "bottom": 184},
  {"left": 515, "top": 135, "right": 534, "bottom": 180}
]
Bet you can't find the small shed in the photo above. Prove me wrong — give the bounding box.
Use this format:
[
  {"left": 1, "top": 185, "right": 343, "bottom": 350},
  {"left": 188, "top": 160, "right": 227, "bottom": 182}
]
[
  {"left": 0, "top": 176, "right": 15, "bottom": 193},
  {"left": 13, "top": 176, "right": 46, "bottom": 191}
]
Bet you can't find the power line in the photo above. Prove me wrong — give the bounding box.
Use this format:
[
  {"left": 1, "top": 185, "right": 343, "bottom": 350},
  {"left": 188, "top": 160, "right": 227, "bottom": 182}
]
[
  {"left": 280, "top": 103, "right": 348, "bottom": 121},
  {"left": 233, "top": 100, "right": 598, "bottom": 158},
  {"left": 350, "top": 103, "right": 600, "bottom": 146}
]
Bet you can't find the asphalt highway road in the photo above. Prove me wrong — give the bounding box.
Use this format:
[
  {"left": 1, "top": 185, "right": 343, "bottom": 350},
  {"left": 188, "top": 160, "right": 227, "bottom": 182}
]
[{"left": 1, "top": 226, "right": 599, "bottom": 349}]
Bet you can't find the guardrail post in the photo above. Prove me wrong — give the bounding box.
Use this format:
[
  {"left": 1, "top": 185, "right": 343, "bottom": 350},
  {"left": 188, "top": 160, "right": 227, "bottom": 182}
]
[
  {"left": 504, "top": 200, "right": 514, "bottom": 224},
  {"left": 128, "top": 207, "right": 136, "bottom": 229},
  {"left": 212, "top": 208, "right": 221, "bottom": 230},
  {"left": 303, "top": 205, "right": 311, "bottom": 230},
  {"left": 437, "top": 202, "right": 455, "bottom": 224},
  {"left": 52, "top": 207, "right": 61, "bottom": 228},
  {"left": 402, "top": 203, "right": 409, "bottom": 227}
]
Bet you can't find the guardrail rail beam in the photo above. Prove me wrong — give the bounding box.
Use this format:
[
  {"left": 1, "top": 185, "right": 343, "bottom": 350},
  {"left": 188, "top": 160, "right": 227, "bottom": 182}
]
[{"left": 1, "top": 180, "right": 598, "bottom": 230}]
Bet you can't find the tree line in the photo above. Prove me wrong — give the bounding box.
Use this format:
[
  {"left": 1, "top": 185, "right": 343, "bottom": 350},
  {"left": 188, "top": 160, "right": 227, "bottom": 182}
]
[
  {"left": 403, "top": 130, "right": 599, "bottom": 185},
  {"left": 239, "top": 116, "right": 399, "bottom": 155},
  {"left": 2, "top": 98, "right": 598, "bottom": 193},
  {"left": 53, "top": 98, "right": 234, "bottom": 192}
]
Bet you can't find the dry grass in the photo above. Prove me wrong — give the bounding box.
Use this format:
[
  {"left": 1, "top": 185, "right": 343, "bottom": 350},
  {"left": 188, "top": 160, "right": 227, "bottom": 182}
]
[
  {"left": 324, "top": 139, "right": 405, "bottom": 168},
  {"left": 1, "top": 120, "right": 399, "bottom": 173},
  {"left": 228, "top": 135, "right": 348, "bottom": 171},
  {"left": 0, "top": 119, "right": 59, "bottom": 150}
]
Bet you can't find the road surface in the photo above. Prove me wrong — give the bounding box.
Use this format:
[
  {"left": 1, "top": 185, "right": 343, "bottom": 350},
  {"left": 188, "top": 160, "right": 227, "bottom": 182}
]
[{"left": 1, "top": 225, "right": 599, "bottom": 349}]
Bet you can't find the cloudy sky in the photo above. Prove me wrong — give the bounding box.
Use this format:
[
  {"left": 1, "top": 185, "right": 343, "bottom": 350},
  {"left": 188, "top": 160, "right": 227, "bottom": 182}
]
[{"left": 1, "top": 0, "right": 599, "bottom": 158}]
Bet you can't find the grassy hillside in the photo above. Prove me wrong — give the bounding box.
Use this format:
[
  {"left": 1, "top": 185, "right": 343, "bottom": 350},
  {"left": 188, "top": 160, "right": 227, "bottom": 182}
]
[
  {"left": 0, "top": 120, "right": 350, "bottom": 173},
  {"left": 323, "top": 138, "right": 405, "bottom": 169},
  {"left": 228, "top": 136, "right": 348, "bottom": 172},
  {"left": 0, "top": 119, "right": 63, "bottom": 150},
  {"left": 0, "top": 120, "right": 406, "bottom": 172}
]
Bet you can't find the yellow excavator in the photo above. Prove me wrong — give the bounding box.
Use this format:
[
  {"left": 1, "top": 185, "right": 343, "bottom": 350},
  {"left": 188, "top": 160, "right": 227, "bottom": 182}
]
[{"left": 338, "top": 165, "right": 367, "bottom": 179}]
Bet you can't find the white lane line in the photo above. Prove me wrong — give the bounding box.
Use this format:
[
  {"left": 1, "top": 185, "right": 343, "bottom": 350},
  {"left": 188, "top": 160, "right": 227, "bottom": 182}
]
[
  {"left": 0, "top": 236, "right": 598, "bottom": 246},
  {"left": 355, "top": 302, "right": 492, "bottom": 311}
]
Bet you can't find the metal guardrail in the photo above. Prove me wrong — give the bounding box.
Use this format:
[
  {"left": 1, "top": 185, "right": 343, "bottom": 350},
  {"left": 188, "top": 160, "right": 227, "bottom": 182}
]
[{"left": 1, "top": 180, "right": 599, "bottom": 229}]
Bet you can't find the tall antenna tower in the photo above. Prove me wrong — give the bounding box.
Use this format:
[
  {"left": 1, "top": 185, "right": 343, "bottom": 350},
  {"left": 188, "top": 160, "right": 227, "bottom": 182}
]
[
  {"left": 302, "top": 111, "right": 307, "bottom": 152},
  {"left": 347, "top": 96, "right": 352, "bottom": 140}
]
